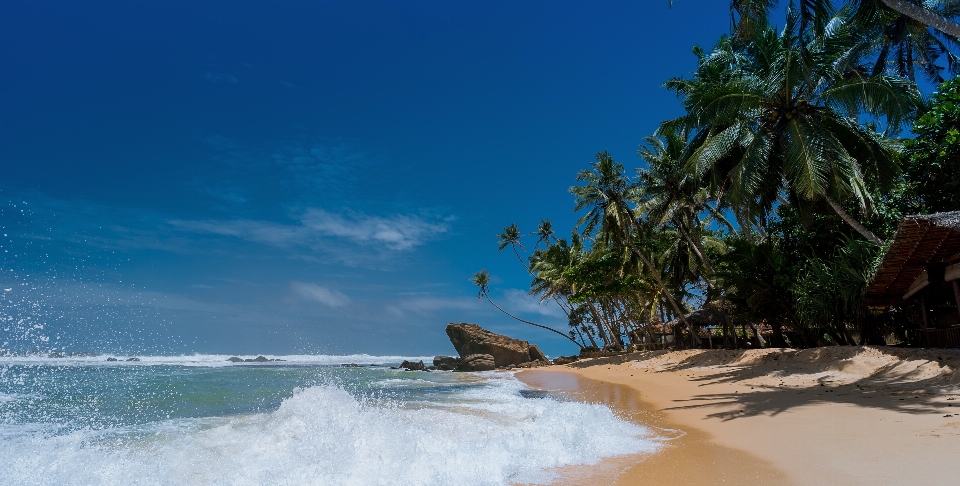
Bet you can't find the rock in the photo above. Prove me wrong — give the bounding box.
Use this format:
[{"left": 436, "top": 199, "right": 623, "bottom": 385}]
[
  {"left": 341, "top": 363, "right": 362, "bottom": 367},
  {"left": 253, "top": 355, "right": 269, "bottom": 362},
  {"left": 553, "top": 355, "right": 579, "bottom": 365},
  {"left": 106, "top": 357, "right": 119, "bottom": 362},
  {"left": 125, "top": 357, "right": 140, "bottom": 362},
  {"left": 457, "top": 354, "right": 496, "bottom": 372},
  {"left": 47, "top": 353, "right": 65, "bottom": 358},
  {"left": 528, "top": 344, "right": 548, "bottom": 362},
  {"left": 399, "top": 360, "right": 428, "bottom": 371},
  {"left": 432, "top": 356, "right": 461, "bottom": 370},
  {"left": 445, "top": 323, "right": 545, "bottom": 367},
  {"left": 227, "top": 356, "right": 244, "bottom": 363},
  {"left": 578, "top": 346, "right": 601, "bottom": 358},
  {"left": 515, "top": 360, "right": 549, "bottom": 369}
]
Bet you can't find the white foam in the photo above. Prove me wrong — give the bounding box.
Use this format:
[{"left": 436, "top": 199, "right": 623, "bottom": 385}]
[
  {"left": 0, "top": 375, "right": 658, "bottom": 485},
  {"left": 0, "top": 353, "right": 433, "bottom": 367}
]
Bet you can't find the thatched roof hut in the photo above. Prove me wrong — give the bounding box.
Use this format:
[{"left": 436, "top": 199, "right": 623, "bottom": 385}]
[
  {"left": 865, "top": 211, "right": 960, "bottom": 347},
  {"left": 866, "top": 211, "right": 960, "bottom": 302}
]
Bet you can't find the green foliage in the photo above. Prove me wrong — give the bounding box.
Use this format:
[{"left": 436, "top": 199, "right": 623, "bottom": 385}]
[
  {"left": 902, "top": 77, "right": 960, "bottom": 213},
  {"left": 478, "top": 3, "right": 951, "bottom": 352}
]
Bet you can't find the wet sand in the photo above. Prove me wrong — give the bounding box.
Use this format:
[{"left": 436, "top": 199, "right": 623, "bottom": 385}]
[{"left": 517, "top": 347, "right": 960, "bottom": 485}]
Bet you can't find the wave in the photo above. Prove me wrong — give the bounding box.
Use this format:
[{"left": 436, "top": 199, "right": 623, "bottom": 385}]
[
  {"left": 0, "top": 374, "right": 659, "bottom": 485},
  {"left": 0, "top": 353, "right": 435, "bottom": 367}
]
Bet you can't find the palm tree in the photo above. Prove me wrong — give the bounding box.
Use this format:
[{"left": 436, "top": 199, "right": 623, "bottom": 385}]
[
  {"left": 666, "top": 12, "right": 922, "bottom": 244},
  {"left": 570, "top": 151, "right": 696, "bottom": 339},
  {"left": 852, "top": 0, "right": 960, "bottom": 82},
  {"left": 497, "top": 223, "right": 529, "bottom": 271},
  {"left": 717, "top": 0, "right": 960, "bottom": 41},
  {"left": 533, "top": 219, "right": 556, "bottom": 248},
  {"left": 636, "top": 129, "right": 731, "bottom": 280},
  {"left": 470, "top": 269, "right": 583, "bottom": 348}
]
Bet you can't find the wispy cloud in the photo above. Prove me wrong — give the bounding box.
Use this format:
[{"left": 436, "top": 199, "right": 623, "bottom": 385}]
[
  {"left": 171, "top": 208, "right": 449, "bottom": 251},
  {"left": 502, "top": 288, "right": 565, "bottom": 318},
  {"left": 202, "top": 71, "right": 239, "bottom": 83},
  {"left": 291, "top": 281, "right": 350, "bottom": 307}
]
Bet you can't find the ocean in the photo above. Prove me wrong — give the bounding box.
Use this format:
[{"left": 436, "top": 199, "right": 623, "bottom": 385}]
[{"left": 0, "top": 355, "right": 659, "bottom": 485}]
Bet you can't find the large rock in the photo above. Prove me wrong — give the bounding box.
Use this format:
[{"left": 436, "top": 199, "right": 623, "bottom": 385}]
[
  {"left": 446, "top": 323, "right": 547, "bottom": 367},
  {"left": 457, "top": 354, "right": 496, "bottom": 372}
]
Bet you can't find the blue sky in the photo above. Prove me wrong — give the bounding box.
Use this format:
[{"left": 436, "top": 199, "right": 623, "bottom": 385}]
[{"left": 0, "top": 0, "right": 732, "bottom": 357}]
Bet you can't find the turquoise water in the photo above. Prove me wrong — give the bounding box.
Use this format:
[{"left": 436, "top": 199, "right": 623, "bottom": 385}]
[{"left": 0, "top": 355, "right": 658, "bottom": 485}]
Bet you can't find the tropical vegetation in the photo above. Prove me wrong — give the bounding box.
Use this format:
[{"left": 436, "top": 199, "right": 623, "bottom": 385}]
[{"left": 473, "top": 1, "right": 960, "bottom": 352}]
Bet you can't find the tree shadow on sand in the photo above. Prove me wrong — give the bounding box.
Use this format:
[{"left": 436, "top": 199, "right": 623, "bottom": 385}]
[{"left": 572, "top": 347, "right": 960, "bottom": 420}]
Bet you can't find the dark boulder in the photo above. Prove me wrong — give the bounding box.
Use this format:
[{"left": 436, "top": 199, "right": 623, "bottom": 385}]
[
  {"left": 106, "top": 357, "right": 119, "bottom": 362},
  {"left": 553, "top": 355, "right": 579, "bottom": 365},
  {"left": 457, "top": 354, "right": 496, "bottom": 372},
  {"left": 125, "top": 357, "right": 140, "bottom": 362},
  {"left": 445, "top": 323, "right": 547, "bottom": 367},
  {"left": 528, "top": 344, "right": 548, "bottom": 362},
  {"left": 400, "top": 360, "right": 428, "bottom": 371},
  {"left": 432, "top": 356, "right": 461, "bottom": 370},
  {"left": 227, "top": 356, "right": 244, "bottom": 363}
]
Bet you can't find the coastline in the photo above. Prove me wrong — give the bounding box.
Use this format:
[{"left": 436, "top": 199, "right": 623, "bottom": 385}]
[{"left": 517, "top": 347, "right": 960, "bottom": 486}]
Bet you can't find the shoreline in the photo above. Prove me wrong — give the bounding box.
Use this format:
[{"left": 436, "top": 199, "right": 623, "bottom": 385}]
[{"left": 517, "top": 346, "right": 960, "bottom": 486}]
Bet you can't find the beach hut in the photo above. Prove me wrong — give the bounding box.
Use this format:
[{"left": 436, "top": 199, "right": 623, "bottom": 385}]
[{"left": 865, "top": 211, "right": 960, "bottom": 347}]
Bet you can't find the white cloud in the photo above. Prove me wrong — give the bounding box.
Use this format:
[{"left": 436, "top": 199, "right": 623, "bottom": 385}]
[
  {"left": 502, "top": 289, "right": 565, "bottom": 318},
  {"left": 291, "top": 282, "right": 350, "bottom": 307},
  {"left": 170, "top": 209, "right": 448, "bottom": 251},
  {"left": 300, "top": 209, "right": 447, "bottom": 250}
]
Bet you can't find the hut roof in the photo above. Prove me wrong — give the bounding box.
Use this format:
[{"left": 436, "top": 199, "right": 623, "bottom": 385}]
[{"left": 866, "top": 211, "right": 960, "bottom": 302}]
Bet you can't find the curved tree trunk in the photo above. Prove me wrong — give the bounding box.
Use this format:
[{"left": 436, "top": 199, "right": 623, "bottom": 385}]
[
  {"left": 821, "top": 193, "right": 883, "bottom": 244},
  {"left": 622, "top": 219, "right": 696, "bottom": 344},
  {"left": 482, "top": 294, "right": 583, "bottom": 347},
  {"left": 879, "top": 0, "right": 960, "bottom": 39}
]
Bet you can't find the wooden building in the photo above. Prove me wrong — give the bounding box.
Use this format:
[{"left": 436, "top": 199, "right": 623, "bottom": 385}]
[{"left": 865, "top": 211, "right": 960, "bottom": 347}]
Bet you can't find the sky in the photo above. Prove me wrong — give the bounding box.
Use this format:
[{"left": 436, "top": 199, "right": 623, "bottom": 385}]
[{"left": 0, "top": 0, "right": 734, "bottom": 357}]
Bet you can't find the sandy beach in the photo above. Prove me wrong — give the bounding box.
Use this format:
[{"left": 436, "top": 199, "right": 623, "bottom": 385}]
[{"left": 518, "top": 346, "right": 960, "bottom": 485}]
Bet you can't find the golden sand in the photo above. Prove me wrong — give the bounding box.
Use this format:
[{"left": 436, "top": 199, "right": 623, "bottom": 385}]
[{"left": 518, "top": 346, "right": 960, "bottom": 485}]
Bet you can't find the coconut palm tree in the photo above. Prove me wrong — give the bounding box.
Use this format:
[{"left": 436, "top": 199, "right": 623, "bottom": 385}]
[
  {"left": 665, "top": 12, "right": 922, "bottom": 244},
  {"left": 470, "top": 269, "right": 582, "bottom": 347},
  {"left": 497, "top": 223, "right": 528, "bottom": 271},
  {"left": 570, "top": 151, "right": 696, "bottom": 338},
  {"left": 533, "top": 219, "right": 556, "bottom": 248},
  {"left": 636, "top": 129, "right": 732, "bottom": 280}
]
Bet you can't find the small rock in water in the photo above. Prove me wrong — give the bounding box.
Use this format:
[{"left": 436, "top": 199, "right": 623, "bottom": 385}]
[
  {"left": 227, "top": 356, "right": 244, "bottom": 363},
  {"left": 341, "top": 363, "right": 362, "bottom": 367},
  {"left": 432, "top": 356, "right": 461, "bottom": 371},
  {"left": 106, "top": 357, "right": 119, "bottom": 362},
  {"left": 125, "top": 357, "right": 140, "bottom": 362},
  {"left": 399, "top": 360, "right": 428, "bottom": 371}
]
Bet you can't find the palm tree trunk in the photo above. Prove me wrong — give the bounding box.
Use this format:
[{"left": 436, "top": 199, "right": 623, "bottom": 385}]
[
  {"left": 820, "top": 193, "right": 883, "bottom": 244},
  {"left": 622, "top": 219, "right": 696, "bottom": 343},
  {"left": 585, "top": 301, "right": 612, "bottom": 348},
  {"left": 879, "top": 0, "right": 960, "bottom": 38},
  {"left": 482, "top": 294, "right": 583, "bottom": 347}
]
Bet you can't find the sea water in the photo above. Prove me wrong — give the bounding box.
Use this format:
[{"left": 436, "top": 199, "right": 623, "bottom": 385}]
[{"left": 0, "top": 355, "right": 658, "bottom": 485}]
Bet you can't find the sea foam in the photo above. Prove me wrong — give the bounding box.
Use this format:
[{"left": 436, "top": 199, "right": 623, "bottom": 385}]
[{"left": 1, "top": 373, "right": 658, "bottom": 486}]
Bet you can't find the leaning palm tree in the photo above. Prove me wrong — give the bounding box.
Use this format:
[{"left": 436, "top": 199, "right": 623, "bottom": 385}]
[
  {"left": 636, "top": 129, "right": 732, "bottom": 280},
  {"left": 570, "top": 152, "right": 695, "bottom": 337},
  {"left": 470, "top": 269, "right": 582, "bottom": 347},
  {"left": 497, "top": 223, "right": 529, "bottom": 271},
  {"left": 665, "top": 12, "right": 922, "bottom": 244}
]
